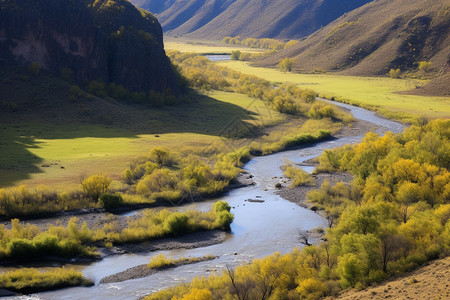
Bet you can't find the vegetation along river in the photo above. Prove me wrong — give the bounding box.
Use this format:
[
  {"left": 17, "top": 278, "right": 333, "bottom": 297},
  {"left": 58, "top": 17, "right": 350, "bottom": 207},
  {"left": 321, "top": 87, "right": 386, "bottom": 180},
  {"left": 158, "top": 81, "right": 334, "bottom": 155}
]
[{"left": 11, "top": 101, "right": 404, "bottom": 300}]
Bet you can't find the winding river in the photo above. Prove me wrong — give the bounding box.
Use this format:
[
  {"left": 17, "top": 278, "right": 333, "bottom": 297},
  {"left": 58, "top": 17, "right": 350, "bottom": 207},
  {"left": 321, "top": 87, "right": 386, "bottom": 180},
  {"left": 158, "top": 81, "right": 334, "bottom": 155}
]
[{"left": 10, "top": 101, "right": 404, "bottom": 300}]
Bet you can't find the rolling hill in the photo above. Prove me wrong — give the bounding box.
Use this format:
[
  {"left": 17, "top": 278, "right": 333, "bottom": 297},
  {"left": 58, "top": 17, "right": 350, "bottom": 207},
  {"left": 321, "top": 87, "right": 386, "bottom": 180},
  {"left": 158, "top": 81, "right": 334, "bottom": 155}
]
[
  {"left": 256, "top": 0, "right": 450, "bottom": 78},
  {"left": 131, "top": 0, "right": 372, "bottom": 39}
]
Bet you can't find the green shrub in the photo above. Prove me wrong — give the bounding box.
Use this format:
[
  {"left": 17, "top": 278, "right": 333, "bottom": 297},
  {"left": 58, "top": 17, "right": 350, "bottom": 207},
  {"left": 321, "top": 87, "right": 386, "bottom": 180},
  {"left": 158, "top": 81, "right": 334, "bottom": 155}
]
[
  {"left": 284, "top": 164, "right": 314, "bottom": 187},
  {"left": 389, "top": 68, "right": 401, "bottom": 78},
  {"left": 307, "top": 103, "right": 335, "bottom": 119},
  {"left": 231, "top": 50, "right": 241, "bottom": 60},
  {"left": 163, "top": 213, "right": 190, "bottom": 235},
  {"left": 99, "top": 193, "right": 124, "bottom": 210},
  {"left": 147, "top": 254, "right": 175, "bottom": 269},
  {"left": 0, "top": 268, "right": 92, "bottom": 293},
  {"left": 279, "top": 57, "right": 294, "bottom": 72},
  {"left": 213, "top": 201, "right": 231, "bottom": 213},
  {"left": 81, "top": 175, "right": 112, "bottom": 200}
]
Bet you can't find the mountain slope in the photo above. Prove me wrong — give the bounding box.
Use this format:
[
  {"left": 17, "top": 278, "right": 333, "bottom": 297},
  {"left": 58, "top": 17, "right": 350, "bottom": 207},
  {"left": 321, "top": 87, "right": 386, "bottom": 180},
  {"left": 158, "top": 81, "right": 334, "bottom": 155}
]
[
  {"left": 0, "top": 0, "right": 180, "bottom": 93},
  {"left": 132, "top": 0, "right": 371, "bottom": 39},
  {"left": 257, "top": 0, "right": 450, "bottom": 76}
]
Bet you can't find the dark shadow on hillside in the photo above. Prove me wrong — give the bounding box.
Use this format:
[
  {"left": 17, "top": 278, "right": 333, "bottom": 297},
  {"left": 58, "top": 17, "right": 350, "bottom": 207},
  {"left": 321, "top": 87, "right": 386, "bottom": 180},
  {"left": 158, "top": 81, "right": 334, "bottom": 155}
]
[{"left": 0, "top": 71, "right": 267, "bottom": 186}]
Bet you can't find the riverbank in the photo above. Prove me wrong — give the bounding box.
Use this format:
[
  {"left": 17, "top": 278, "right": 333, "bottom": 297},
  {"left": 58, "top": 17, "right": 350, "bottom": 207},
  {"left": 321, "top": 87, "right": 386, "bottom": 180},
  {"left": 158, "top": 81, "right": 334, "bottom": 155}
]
[
  {"left": 99, "top": 254, "right": 218, "bottom": 284},
  {"left": 274, "top": 117, "right": 376, "bottom": 210}
]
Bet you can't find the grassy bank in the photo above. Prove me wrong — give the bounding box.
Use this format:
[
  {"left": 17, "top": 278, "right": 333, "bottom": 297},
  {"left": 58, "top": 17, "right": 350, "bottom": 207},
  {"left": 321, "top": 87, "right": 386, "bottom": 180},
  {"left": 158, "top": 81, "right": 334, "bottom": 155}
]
[
  {"left": 145, "top": 120, "right": 450, "bottom": 300},
  {"left": 0, "top": 267, "right": 92, "bottom": 294},
  {"left": 216, "top": 61, "right": 449, "bottom": 122},
  {"left": 0, "top": 201, "right": 233, "bottom": 263}
]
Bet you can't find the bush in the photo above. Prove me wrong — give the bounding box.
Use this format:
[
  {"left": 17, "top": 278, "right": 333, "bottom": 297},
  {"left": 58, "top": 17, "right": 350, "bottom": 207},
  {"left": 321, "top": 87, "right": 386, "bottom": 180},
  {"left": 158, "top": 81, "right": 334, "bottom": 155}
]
[
  {"left": 279, "top": 57, "right": 295, "bottom": 72},
  {"left": 81, "top": 175, "right": 111, "bottom": 200},
  {"left": 0, "top": 268, "right": 92, "bottom": 293},
  {"left": 307, "top": 103, "right": 335, "bottom": 119},
  {"left": 147, "top": 254, "right": 175, "bottom": 269},
  {"left": 99, "top": 193, "right": 123, "bottom": 210},
  {"left": 28, "top": 62, "right": 41, "bottom": 76},
  {"left": 213, "top": 200, "right": 231, "bottom": 213},
  {"left": 163, "top": 213, "right": 190, "bottom": 235},
  {"left": 418, "top": 61, "right": 433, "bottom": 73},
  {"left": 231, "top": 50, "right": 241, "bottom": 60},
  {"left": 284, "top": 164, "right": 314, "bottom": 187},
  {"left": 389, "top": 68, "right": 401, "bottom": 78}
]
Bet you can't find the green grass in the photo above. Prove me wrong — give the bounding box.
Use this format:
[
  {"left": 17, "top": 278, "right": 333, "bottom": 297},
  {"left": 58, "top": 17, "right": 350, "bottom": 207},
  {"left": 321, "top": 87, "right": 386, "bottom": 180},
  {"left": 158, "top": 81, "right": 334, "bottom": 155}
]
[
  {"left": 0, "top": 267, "right": 92, "bottom": 294},
  {"left": 216, "top": 61, "right": 450, "bottom": 122},
  {"left": 147, "top": 253, "right": 216, "bottom": 269},
  {"left": 164, "top": 38, "right": 264, "bottom": 54},
  {"left": 0, "top": 91, "right": 285, "bottom": 189}
]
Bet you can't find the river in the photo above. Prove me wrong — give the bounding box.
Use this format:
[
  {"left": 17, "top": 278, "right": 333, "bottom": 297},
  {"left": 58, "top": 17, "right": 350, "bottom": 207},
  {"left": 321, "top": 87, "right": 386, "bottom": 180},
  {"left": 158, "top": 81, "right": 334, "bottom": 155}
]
[{"left": 10, "top": 101, "right": 404, "bottom": 300}]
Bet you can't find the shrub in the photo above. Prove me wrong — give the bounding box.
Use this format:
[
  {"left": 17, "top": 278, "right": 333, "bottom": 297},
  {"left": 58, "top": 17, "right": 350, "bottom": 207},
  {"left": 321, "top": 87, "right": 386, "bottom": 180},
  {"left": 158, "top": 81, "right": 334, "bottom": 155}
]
[
  {"left": 231, "top": 50, "right": 241, "bottom": 60},
  {"left": 213, "top": 201, "right": 231, "bottom": 213},
  {"left": 0, "top": 268, "right": 92, "bottom": 293},
  {"left": 279, "top": 57, "right": 295, "bottom": 72},
  {"left": 163, "top": 212, "right": 190, "bottom": 235},
  {"left": 81, "top": 175, "right": 112, "bottom": 200},
  {"left": 99, "top": 193, "right": 123, "bottom": 210},
  {"left": 147, "top": 254, "right": 175, "bottom": 269},
  {"left": 418, "top": 61, "right": 433, "bottom": 73},
  {"left": 87, "top": 80, "right": 107, "bottom": 98},
  {"left": 28, "top": 62, "right": 41, "bottom": 76},
  {"left": 307, "top": 103, "right": 335, "bottom": 119},
  {"left": 389, "top": 68, "right": 401, "bottom": 78},
  {"left": 284, "top": 164, "right": 314, "bottom": 187}
]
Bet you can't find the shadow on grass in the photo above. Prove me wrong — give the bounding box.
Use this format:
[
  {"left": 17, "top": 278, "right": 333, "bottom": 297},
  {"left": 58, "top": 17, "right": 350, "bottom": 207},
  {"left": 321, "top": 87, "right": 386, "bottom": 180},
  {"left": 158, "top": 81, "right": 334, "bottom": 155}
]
[{"left": 0, "top": 74, "right": 266, "bottom": 186}]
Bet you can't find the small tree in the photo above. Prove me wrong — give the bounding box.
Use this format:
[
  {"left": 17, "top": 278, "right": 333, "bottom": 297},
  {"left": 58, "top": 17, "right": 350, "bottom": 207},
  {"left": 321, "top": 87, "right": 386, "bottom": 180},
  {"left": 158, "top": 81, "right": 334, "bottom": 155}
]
[
  {"left": 29, "top": 62, "right": 41, "bottom": 76},
  {"left": 418, "top": 61, "right": 433, "bottom": 73},
  {"left": 81, "top": 174, "right": 111, "bottom": 200},
  {"left": 231, "top": 50, "right": 241, "bottom": 60},
  {"left": 278, "top": 57, "right": 294, "bottom": 72},
  {"left": 389, "top": 68, "right": 401, "bottom": 78}
]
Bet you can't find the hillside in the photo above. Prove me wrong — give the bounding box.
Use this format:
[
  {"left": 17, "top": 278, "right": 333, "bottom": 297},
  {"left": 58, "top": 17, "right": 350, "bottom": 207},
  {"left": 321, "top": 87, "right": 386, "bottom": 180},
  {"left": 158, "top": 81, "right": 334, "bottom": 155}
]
[
  {"left": 257, "top": 0, "right": 450, "bottom": 78},
  {"left": 334, "top": 256, "right": 450, "bottom": 300},
  {"left": 132, "top": 0, "right": 371, "bottom": 39},
  {"left": 0, "top": 0, "right": 180, "bottom": 94}
]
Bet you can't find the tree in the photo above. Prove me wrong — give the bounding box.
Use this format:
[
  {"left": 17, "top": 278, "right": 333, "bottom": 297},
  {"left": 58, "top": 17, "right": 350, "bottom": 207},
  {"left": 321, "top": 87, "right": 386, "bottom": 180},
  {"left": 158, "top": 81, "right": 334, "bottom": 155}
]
[
  {"left": 29, "top": 62, "right": 41, "bottom": 76},
  {"left": 231, "top": 50, "right": 241, "bottom": 60},
  {"left": 418, "top": 61, "right": 432, "bottom": 73},
  {"left": 389, "top": 68, "right": 401, "bottom": 78},
  {"left": 81, "top": 175, "right": 111, "bottom": 200},
  {"left": 278, "top": 57, "right": 294, "bottom": 72}
]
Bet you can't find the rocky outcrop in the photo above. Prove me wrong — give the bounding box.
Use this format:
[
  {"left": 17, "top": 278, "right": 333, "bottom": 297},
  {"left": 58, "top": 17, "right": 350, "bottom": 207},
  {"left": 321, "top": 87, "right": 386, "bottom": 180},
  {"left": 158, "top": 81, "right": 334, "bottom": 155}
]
[{"left": 0, "top": 0, "right": 179, "bottom": 93}]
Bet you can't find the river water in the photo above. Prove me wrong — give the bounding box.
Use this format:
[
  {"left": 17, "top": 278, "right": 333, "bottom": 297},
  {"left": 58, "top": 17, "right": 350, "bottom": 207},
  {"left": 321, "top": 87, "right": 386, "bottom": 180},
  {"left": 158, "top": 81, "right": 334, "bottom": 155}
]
[{"left": 10, "top": 101, "right": 404, "bottom": 300}]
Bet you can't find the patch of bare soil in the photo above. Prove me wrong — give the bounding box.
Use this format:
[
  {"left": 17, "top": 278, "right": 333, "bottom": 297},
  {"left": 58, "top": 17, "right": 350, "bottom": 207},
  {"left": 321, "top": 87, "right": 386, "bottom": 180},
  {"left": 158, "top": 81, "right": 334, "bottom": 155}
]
[
  {"left": 333, "top": 256, "right": 450, "bottom": 300},
  {"left": 99, "top": 255, "right": 218, "bottom": 284},
  {"left": 276, "top": 171, "right": 353, "bottom": 209},
  {"left": 104, "top": 230, "right": 226, "bottom": 256}
]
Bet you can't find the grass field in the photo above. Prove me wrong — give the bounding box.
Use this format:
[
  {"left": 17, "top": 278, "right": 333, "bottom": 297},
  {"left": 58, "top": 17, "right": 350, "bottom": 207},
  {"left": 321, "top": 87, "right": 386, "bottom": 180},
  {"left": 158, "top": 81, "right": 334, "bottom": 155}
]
[
  {"left": 164, "top": 37, "right": 264, "bottom": 54},
  {"left": 0, "top": 91, "right": 285, "bottom": 190},
  {"left": 217, "top": 61, "right": 450, "bottom": 122}
]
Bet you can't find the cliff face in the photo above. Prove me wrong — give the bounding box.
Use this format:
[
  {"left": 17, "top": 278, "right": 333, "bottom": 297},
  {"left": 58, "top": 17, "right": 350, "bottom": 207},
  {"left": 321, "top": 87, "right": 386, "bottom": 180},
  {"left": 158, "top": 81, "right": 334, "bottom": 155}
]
[{"left": 0, "top": 0, "right": 179, "bottom": 93}]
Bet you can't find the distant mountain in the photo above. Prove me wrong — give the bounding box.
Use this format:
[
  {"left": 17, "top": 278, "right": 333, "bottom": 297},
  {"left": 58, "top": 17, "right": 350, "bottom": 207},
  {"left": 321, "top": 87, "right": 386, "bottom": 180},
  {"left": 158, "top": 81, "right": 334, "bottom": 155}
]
[
  {"left": 132, "top": 0, "right": 372, "bottom": 39},
  {"left": 257, "top": 0, "right": 450, "bottom": 77},
  {"left": 0, "top": 0, "right": 180, "bottom": 93}
]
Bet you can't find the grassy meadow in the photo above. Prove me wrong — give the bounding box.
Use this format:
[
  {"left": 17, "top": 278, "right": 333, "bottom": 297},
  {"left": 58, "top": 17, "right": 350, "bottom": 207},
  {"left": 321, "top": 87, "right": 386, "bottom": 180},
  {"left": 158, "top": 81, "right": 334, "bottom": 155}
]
[
  {"left": 164, "top": 40, "right": 449, "bottom": 122},
  {"left": 0, "top": 91, "right": 285, "bottom": 189},
  {"left": 164, "top": 37, "right": 264, "bottom": 54},
  {"left": 218, "top": 60, "right": 450, "bottom": 122}
]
